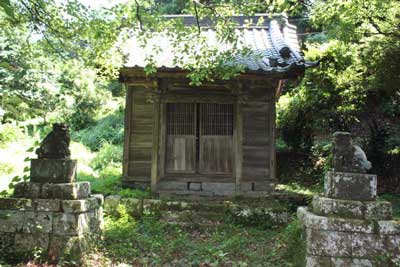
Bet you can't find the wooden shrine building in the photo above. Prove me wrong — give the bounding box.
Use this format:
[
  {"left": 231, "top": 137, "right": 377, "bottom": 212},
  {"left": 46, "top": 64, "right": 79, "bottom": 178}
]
[{"left": 119, "top": 14, "right": 308, "bottom": 197}]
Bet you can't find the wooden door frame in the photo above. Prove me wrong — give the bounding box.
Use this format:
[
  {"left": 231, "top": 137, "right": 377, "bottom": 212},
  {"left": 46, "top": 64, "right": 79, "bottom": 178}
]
[{"left": 156, "top": 98, "right": 241, "bottom": 183}]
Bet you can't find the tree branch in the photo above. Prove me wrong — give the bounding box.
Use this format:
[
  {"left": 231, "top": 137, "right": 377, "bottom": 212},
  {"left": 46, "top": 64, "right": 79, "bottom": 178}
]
[{"left": 134, "top": 0, "right": 143, "bottom": 30}]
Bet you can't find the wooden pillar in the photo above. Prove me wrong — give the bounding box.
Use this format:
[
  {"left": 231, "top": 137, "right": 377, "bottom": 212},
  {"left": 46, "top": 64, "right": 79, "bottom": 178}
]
[
  {"left": 158, "top": 102, "right": 166, "bottom": 179},
  {"left": 122, "top": 84, "right": 132, "bottom": 177},
  {"left": 234, "top": 88, "right": 243, "bottom": 194},
  {"left": 150, "top": 82, "right": 161, "bottom": 191},
  {"left": 270, "top": 83, "right": 277, "bottom": 182}
]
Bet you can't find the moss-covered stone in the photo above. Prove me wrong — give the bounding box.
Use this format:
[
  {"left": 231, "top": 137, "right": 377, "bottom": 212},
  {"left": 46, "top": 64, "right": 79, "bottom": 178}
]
[
  {"left": 306, "top": 256, "right": 331, "bottom": 267},
  {"left": 61, "top": 197, "right": 99, "bottom": 213},
  {"left": 34, "top": 199, "right": 61, "bottom": 212},
  {"left": 30, "top": 159, "right": 77, "bottom": 184},
  {"left": 41, "top": 182, "right": 90, "bottom": 200},
  {"left": 0, "top": 198, "right": 33, "bottom": 210},
  {"left": 0, "top": 210, "right": 25, "bottom": 232},
  {"left": 13, "top": 182, "right": 41, "bottom": 199},
  {"left": 14, "top": 233, "right": 49, "bottom": 252},
  {"left": 23, "top": 211, "right": 53, "bottom": 233},
  {"left": 324, "top": 172, "right": 377, "bottom": 201}
]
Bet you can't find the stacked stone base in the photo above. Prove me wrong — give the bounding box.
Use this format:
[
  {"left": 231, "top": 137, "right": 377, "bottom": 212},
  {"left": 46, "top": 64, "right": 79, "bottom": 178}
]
[
  {"left": 298, "top": 172, "right": 400, "bottom": 267},
  {"left": 0, "top": 181, "right": 103, "bottom": 263}
]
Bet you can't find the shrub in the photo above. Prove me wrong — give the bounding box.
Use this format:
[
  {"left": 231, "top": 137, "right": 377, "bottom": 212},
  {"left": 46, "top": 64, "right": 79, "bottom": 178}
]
[
  {"left": 0, "top": 124, "right": 25, "bottom": 147},
  {"left": 90, "top": 142, "right": 123, "bottom": 170},
  {"left": 73, "top": 109, "right": 124, "bottom": 151},
  {"left": 282, "top": 219, "right": 306, "bottom": 267},
  {"left": 78, "top": 165, "right": 122, "bottom": 196}
]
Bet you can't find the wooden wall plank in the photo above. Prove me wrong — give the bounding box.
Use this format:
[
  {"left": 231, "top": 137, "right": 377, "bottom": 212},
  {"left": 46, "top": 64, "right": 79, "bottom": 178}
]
[
  {"left": 241, "top": 85, "right": 275, "bottom": 182},
  {"left": 127, "top": 85, "right": 154, "bottom": 181}
]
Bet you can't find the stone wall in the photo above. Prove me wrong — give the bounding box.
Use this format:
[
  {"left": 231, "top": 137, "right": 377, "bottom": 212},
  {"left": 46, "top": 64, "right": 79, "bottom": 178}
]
[
  {"left": 0, "top": 157, "right": 103, "bottom": 263},
  {"left": 0, "top": 184, "right": 103, "bottom": 262},
  {"left": 298, "top": 171, "right": 400, "bottom": 267}
]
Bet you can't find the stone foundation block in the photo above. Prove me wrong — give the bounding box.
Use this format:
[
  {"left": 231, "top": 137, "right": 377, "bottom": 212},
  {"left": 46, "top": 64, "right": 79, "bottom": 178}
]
[
  {"left": 352, "top": 233, "right": 386, "bottom": 258},
  {"left": 0, "top": 210, "right": 25, "bottom": 232},
  {"left": 104, "top": 195, "right": 121, "bottom": 213},
  {"left": 331, "top": 258, "right": 379, "bottom": 267},
  {"left": 0, "top": 198, "right": 33, "bottom": 210},
  {"left": 240, "top": 182, "right": 275, "bottom": 192},
  {"left": 202, "top": 182, "right": 235, "bottom": 196},
  {"left": 306, "top": 228, "right": 352, "bottom": 257},
  {"left": 48, "top": 235, "right": 88, "bottom": 263},
  {"left": 387, "top": 235, "right": 400, "bottom": 259},
  {"left": 53, "top": 213, "right": 89, "bottom": 235},
  {"left": 13, "top": 182, "right": 41, "bottom": 199},
  {"left": 15, "top": 233, "right": 49, "bottom": 251},
  {"left": 365, "top": 201, "right": 393, "bottom": 220},
  {"left": 34, "top": 199, "right": 61, "bottom": 212},
  {"left": 92, "top": 194, "right": 104, "bottom": 206},
  {"left": 41, "top": 182, "right": 90, "bottom": 200},
  {"left": 298, "top": 207, "right": 375, "bottom": 233},
  {"left": 312, "top": 196, "right": 392, "bottom": 220},
  {"left": 23, "top": 211, "right": 53, "bottom": 233},
  {"left": 306, "top": 256, "right": 331, "bottom": 267},
  {"left": 61, "top": 197, "right": 99, "bottom": 213},
  {"left": 324, "top": 172, "right": 377, "bottom": 201},
  {"left": 30, "top": 159, "right": 77, "bottom": 184},
  {"left": 120, "top": 198, "right": 141, "bottom": 217},
  {"left": 378, "top": 220, "right": 400, "bottom": 235},
  {"left": 299, "top": 207, "right": 400, "bottom": 266},
  {"left": 188, "top": 182, "right": 202, "bottom": 191}
]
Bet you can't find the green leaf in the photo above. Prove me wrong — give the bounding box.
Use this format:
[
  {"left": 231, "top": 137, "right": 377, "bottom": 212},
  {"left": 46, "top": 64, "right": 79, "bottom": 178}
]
[
  {"left": 0, "top": 0, "right": 15, "bottom": 20},
  {"left": 24, "top": 157, "right": 30, "bottom": 162},
  {"left": 23, "top": 166, "right": 30, "bottom": 173},
  {"left": 12, "top": 176, "right": 21, "bottom": 182},
  {"left": 26, "top": 147, "right": 35, "bottom": 152}
]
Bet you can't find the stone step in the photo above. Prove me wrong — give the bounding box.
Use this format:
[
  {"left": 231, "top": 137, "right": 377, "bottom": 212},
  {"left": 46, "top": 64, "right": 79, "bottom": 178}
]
[
  {"left": 312, "top": 195, "right": 393, "bottom": 220},
  {"left": 156, "top": 180, "right": 276, "bottom": 198},
  {"left": 160, "top": 210, "right": 226, "bottom": 227},
  {"left": 13, "top": 182, "right": 91, "bottom": 200},
  {"left": 105, "top": 196, "right": 290, "bottom": 225}
]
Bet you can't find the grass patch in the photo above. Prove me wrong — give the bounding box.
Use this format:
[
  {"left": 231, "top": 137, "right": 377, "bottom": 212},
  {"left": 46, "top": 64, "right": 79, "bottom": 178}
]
[
  {"left": 276, "top": 182, "right": 322, "bottom": 196},
  {"left": 77, "top": 165, "right": 150, "bottom": 198},
  {"left": 85, "top": 211, "right": 302, "bottom": 267}
]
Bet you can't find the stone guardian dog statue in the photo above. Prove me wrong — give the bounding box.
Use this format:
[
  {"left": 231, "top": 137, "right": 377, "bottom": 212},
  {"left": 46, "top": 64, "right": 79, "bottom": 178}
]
[
  {"left": 332, "top": 132, "right": 372, "bottom": 174},
  {"left": 36, "top": 123, "right": 71, "bottom": 159}
]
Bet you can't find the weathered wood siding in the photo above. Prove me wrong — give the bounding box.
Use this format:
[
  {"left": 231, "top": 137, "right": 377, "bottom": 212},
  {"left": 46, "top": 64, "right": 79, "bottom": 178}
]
[
  {"left": 123, "top": 77, "right": 277, "bottom": 187},
  {"left": 242, "top": 84, "right": 275, "bottom": 181},
  {"left": 126, "top": 85, "right": 154, "bottom": 181}
]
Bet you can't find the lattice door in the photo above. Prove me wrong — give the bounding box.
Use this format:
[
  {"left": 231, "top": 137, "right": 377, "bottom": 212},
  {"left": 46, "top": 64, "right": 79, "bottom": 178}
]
[
  {"left": 199, "top": 103, "right": 233, "bottom": 174},
  {"left": 165, "top": 103, "right": 196, "bottom": 173}
]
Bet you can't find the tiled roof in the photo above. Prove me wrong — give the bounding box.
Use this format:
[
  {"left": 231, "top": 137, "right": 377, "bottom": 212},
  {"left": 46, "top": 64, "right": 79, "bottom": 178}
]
[{"left": 122, "top": 14, "right": 306, "bottom": 74}]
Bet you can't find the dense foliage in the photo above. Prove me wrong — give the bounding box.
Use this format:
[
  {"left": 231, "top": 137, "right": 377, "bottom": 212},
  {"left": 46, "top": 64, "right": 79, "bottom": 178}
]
[{"left": 276, "top": 0, "right": 400, "bottom": 190}]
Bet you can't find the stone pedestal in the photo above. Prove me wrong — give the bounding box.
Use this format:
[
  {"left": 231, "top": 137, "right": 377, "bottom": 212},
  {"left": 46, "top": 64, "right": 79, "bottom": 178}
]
[
  {"left": 298, "top": 172, "right": 400, "bottom": 267},
  {"left": 30, "top": 159, "right": 77, "bottom": 183},
  {"left": 0, "top": 159, "right": 103, "bottom": 263}
]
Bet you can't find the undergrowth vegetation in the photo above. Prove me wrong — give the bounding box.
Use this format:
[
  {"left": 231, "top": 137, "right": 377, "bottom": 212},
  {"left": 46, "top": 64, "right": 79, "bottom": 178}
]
[{"left": 81, "top": 204, "right": 307, "bottom": 267}]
